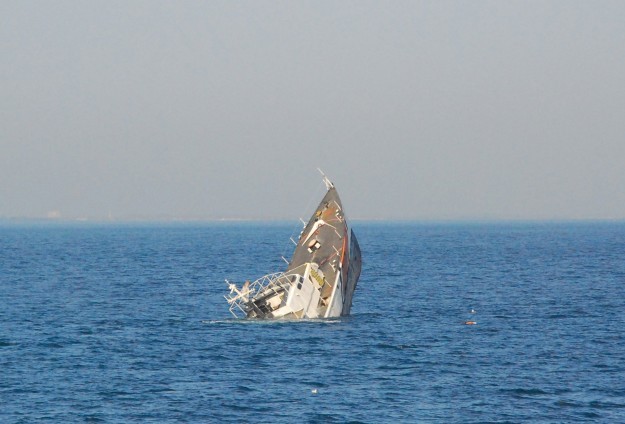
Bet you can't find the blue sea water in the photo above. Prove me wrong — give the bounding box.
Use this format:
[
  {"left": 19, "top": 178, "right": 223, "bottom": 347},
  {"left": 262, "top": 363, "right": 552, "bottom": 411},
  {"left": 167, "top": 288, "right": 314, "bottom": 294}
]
[{"left": 1, "top": 221, "right": 625, "bottom": 423}]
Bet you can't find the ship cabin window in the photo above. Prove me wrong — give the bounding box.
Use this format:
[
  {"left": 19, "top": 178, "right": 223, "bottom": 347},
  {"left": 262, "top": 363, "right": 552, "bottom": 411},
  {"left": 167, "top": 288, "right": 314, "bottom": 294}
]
[
  {"left": 295, "top": 275, "right": 304, "bottom": 290},
  {"left": 307, "top": 239, "right": 321, "bottom": 253}
]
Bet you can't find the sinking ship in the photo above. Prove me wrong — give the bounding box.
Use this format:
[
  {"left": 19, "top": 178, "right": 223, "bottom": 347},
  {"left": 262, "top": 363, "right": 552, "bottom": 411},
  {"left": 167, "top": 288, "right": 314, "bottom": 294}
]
[{"left": 225, "top": 173, "right": 362, "bottom": 319}]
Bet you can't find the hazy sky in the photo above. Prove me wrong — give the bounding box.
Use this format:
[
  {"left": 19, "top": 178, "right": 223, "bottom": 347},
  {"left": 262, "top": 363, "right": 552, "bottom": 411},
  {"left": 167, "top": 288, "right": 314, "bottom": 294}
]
[{"left": 2, "top": 1, "right": 624, "bottom": 220}]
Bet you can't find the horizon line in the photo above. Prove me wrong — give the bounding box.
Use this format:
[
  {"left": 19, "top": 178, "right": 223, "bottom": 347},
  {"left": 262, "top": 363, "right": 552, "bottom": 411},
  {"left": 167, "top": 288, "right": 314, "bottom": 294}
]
[{"left": 1, "top": 216, "right": 624, "bottom": 225}]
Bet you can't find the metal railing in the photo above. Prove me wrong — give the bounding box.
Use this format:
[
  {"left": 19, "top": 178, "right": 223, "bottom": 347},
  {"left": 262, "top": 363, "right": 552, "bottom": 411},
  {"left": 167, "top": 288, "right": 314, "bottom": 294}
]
[{"left": 225, "top": 271, "right": 300, "bottom": 318}]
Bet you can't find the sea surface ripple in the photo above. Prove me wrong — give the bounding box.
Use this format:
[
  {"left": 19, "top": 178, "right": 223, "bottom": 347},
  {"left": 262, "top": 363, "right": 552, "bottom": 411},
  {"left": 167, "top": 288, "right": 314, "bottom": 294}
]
[{"left": 1, "top": 221, "right": 625, "bottom": 423}]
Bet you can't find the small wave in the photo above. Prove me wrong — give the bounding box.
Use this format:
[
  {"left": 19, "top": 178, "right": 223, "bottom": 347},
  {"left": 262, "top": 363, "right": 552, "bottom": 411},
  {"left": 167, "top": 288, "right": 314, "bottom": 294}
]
[
  {"left": 352, "top": 311, "right": 384, "bottom": 319},
  {"left": 581, "top": 411, "right": 603, "bottom": 419},
  {"left": 308, "top": 413, "right": 352, "bottom": 423},
  {"left": 374, "top": 342, "right": 421, "bottom": 351},
  {"left": 588, "top": 400, "right": 625, "bottom": 409},
  {"left": 547, "top": 313, "right": 570, "bottom": 319},
  {"left": 147, "top": 387, "right": 176, "bottom": 394},
  {"left": 555, "top": 399, "right": 583, "bottom": 408},
  {"left": 502, "top": 388, "right": 549, "bottom": 397},
  {"left": 234, "top": 384, "right": 256, "bottom": 393},
  {"left": 397, "top": 343, "right": 421, "bottom": 350},
  {"left": 221, "top": 402, "right": 257, "bottom": 412},
  {"left": 377, "top": 363, "right": 420, "bottom": 372},
  {"left": 38, "top": 342, "right": 65, "bottom": 349},
  {"left": 375, "top": 342, "right": 399, "bottom": 350},
  {"left": 98, "top": 390, "right": 133, "bottom": 399}
]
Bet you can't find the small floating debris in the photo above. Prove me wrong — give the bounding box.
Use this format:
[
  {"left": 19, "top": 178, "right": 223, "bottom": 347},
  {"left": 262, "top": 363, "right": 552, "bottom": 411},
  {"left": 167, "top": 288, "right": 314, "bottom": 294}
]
[
  {"left": 311, "top": 388, "right": 318, "bottom": 394},
  {"left": 464, "top": 308, "right": 477, "bottom": 324}
]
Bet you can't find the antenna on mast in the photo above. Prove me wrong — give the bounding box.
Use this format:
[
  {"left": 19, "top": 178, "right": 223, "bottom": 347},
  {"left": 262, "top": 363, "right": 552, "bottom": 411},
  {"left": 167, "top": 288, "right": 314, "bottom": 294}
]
[{"left": 317, "top": 168, "right": 334, "bottom": 190}]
